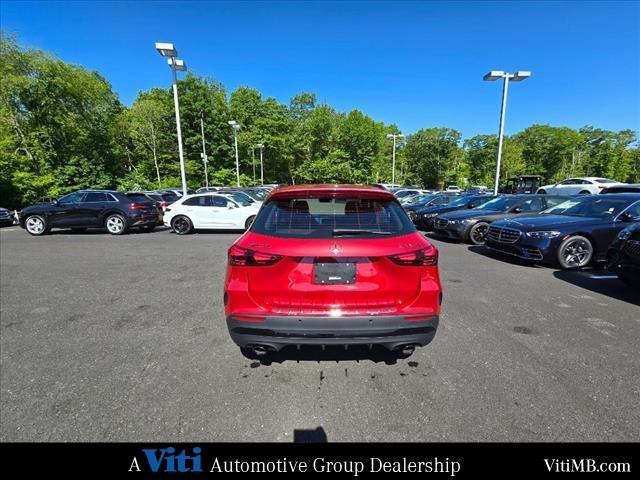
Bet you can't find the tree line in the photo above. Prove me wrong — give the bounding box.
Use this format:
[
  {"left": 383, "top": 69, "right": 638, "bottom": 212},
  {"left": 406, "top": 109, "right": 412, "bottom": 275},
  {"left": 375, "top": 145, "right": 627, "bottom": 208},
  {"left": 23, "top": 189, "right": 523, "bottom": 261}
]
[{"left": 1, "top": 33, "right": 638, "bottom": 209}]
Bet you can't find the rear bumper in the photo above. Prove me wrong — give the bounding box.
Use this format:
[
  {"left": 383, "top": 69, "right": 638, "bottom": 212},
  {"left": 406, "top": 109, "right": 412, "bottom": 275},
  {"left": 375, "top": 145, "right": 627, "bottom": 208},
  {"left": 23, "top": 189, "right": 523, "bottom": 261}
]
[{"left": 226, "top": 314, "right": 439, "bottom": 351}]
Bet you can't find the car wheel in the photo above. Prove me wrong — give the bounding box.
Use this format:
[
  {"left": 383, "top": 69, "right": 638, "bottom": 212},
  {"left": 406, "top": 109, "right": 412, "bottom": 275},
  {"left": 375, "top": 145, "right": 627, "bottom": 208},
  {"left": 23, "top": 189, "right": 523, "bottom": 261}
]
[
  {"left": 25, "top": 215, "right": 50, "bottom": 236},
  {"left": 171, "top": 215, "right": 193, "bottom": 235},
  {"left": 105, "top": 214, "right": 128, "bottom": 235},
  {"left": 468, "top": 222, "right": 489, "bottom": 245},
  {"left": 578, "top": 190, "right": 591, "bottom": 195},
  {"left": 139, "top": 224, "right": 155, "bottom": 233},
  {"left": 557, "top": 235, "right": 593, "bottom": 269},
  {"left": 538, "top": 189, "right": 546, "bottom": 194},
  {"left": 245, "top": 215, "right": 256, "bottom": 230}
]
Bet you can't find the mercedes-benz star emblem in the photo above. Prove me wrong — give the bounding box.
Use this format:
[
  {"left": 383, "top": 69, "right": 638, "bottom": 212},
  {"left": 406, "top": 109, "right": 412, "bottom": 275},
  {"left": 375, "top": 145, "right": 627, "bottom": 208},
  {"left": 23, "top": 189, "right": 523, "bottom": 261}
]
[{"left": 330, "top": 242, "right": 342, "bottom": 255}]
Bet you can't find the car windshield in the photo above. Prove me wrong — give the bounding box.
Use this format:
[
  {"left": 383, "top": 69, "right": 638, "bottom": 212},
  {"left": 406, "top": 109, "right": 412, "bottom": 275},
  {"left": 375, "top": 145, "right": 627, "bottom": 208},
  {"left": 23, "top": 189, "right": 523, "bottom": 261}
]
[
  {"left": 475, "top": 196, "right": 515, "bottom": 211},
  {"left": 543, "top": 197, "right": 635, "bottom": 217},
  {"left": 251, "top": 197, "right": 415, "bottom": 238},
  {"left": 411, "top": 194, "right": 437, "bottom": 205},
  {"left": 161, "top": 193, "right": 179, "bottom": 202},
  {"left": 448, "top": 196, "right": 476, "bottom": 207}
]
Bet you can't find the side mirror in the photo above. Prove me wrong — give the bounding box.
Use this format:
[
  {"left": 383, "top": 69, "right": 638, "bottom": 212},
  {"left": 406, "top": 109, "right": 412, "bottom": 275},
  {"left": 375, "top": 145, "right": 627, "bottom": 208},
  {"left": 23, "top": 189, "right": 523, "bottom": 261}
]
[
  {"left": 468, "top": 203, "right": 477, "bottom": 209},
  {"left": 52, "top": 198, "right": 60, "bottom": 206},
  {"left": 511, "top": 206, "right": 523, "bottom": 213},
  {"left": 619, "top": 212, "right": 637, "bottom": 222}
]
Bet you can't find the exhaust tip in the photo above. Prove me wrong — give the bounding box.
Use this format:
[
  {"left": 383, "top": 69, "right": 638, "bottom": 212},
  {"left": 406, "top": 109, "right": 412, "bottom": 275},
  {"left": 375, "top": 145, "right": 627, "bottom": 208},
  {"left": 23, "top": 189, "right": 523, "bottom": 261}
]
[
  {"left": 250, "top": 345, "right": 271, "bottom": 357},
  {"left": 396, "top": 344, "right": 416, "bottom": 357}
]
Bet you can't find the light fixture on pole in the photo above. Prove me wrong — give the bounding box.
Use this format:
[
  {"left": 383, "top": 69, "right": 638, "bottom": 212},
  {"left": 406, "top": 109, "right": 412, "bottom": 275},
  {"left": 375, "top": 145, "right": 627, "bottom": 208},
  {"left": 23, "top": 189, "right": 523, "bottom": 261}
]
[
  {"left": 483, "top": 70, "right": 531, "bottom": 193},
  {"left": 228, "top": 121, "right": 241, "bottom": 187},
  {"left": 385, "top": 133, "right": 404, "bottom": 185},
  {"left": 256, "top": 143, "right": 265, "bottom": 185},
  {"left": 155, "top": 42, "right": 188, "bottom": 197},
  {"left": 199, "top": 109, "right": 209, "bottom": 188}
]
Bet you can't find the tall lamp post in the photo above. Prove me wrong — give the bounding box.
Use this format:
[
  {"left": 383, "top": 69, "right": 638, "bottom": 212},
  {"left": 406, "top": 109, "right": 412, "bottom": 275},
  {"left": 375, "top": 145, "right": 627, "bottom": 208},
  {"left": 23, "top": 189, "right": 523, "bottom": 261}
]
[
  {"left": 155, "top": 42, "right": 188, "bottom": 197},
  {"left": 199, "top": 109, "right": 209, "bottom": 188},
  {"left": 256, "top": 143, "right": 265, "bottom": 185},
  {"left": 483, "top": 70, "right": 531, "bottom": 193},
  {"left": 385, "top": 133, "right": 404, "bottom": 185},
  {"left": 228, "top": 121, "right": 241, "bottom": 187}
]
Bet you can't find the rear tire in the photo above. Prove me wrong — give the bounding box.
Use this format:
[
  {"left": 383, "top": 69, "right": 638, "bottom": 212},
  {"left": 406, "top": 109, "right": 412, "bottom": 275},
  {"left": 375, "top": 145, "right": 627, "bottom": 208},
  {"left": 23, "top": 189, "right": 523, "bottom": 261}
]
[
  {"left": 25, "top": 215, "right": 50, "bottom": 236},
  {"left": 245, "top": 215, "right": 256, "bottom": 230},
  {"left": 468, "top": 221, "right": 490, "bottom": 245},
  {"left": 105, "top": 214, "right": 128, "bottom": 235},
  {"left": 557, "top": 235, "right": 593, "bottom": 269},
  {"left": 171, "top": 215, "right": 193, "bottom": 235}
]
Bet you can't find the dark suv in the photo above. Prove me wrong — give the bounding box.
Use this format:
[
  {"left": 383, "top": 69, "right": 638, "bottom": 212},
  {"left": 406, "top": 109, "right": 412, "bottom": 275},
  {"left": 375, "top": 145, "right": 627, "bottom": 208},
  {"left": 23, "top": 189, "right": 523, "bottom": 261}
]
[{"left": 20, "top": 190, "right": 159, "bottom": 236}]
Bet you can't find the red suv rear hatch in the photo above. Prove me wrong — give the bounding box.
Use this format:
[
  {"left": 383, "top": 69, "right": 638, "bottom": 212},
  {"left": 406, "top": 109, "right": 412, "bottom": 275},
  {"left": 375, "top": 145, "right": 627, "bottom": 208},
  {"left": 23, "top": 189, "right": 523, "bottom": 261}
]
[{"left": 226, "top": 186, "right": 441, "bottom": 317}]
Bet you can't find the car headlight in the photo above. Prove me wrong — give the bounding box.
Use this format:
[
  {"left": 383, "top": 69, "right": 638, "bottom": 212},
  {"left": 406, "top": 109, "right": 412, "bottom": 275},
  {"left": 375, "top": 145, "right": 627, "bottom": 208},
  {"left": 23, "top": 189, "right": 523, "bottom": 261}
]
[
  {"left": 526, "top": 231, "right": 561, "bottom": 239},
  {"left": 422, "top": 213, "right": 438, "bottom": 218},
  {"left": 449, "top": 219, "right": 471, "bottom": 224},
  {"left": 617, "top": 229, "right": 632, "bottom": 240}
]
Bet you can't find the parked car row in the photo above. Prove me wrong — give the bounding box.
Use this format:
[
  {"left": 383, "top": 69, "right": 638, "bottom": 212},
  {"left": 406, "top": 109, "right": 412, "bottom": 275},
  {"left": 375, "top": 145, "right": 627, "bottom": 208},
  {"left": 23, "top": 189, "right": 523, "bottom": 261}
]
[
  {"left": 15, "top": 185, "right": 279, "bottom": 236},
  {"left": 408, "top": 191, "right": 639, "bottom": 284}
]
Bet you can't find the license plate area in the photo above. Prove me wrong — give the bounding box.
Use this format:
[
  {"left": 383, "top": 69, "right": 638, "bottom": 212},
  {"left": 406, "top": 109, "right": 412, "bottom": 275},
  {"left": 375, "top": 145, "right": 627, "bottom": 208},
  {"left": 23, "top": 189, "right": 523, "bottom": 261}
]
[{"left": 313, "top": 261, "right": 356, "bottom": 285}]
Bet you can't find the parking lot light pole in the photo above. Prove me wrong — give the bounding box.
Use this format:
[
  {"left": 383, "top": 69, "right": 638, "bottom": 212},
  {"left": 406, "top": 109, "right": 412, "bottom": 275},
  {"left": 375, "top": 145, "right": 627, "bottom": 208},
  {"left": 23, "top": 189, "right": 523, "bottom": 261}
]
[
  {"left": 257, "top": 143, "right": 265, "bottom": 185},
  {"left": 385, "top": 133, "right": 404, "bottom": 185},
  {"left": 251, "top": 147, "right": 256, "bottom": 184},
  {"left": 155, "top": 42, "right": 188, "bottom": 197},
  {"left": 228, "top": 121, "right": 241, "bottom": 187},
  {"left": 199, "top": 109, "right": 209, "bottom": 188},
  {"left": 483, "top": 70, "right": 531, "bottom": 193}
]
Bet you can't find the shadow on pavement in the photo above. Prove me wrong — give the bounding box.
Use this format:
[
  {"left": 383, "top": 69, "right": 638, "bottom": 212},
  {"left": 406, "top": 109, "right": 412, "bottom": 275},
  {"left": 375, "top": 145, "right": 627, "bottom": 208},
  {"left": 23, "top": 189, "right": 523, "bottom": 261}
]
[
  {"left": 467, "top": 245, "right": 541, "bottom": 268},
  {"left": 293, "top": 427, "right": 328, "bottom": 443},
  {"left": 552, "top": 270, "right": 640, "bottom": 306},
  {"left": 424, "top": 232, "right": 461, "bottom": 244},
  {"left": 241, "top": 344, "right": 409, "bottom": 366}
]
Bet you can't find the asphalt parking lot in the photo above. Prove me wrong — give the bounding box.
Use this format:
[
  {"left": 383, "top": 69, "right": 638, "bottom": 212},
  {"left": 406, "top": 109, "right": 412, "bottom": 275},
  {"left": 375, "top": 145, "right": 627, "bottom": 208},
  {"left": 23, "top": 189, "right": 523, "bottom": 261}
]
[{"left": 1, "top": 226, "right": 638, "bottom": 442}]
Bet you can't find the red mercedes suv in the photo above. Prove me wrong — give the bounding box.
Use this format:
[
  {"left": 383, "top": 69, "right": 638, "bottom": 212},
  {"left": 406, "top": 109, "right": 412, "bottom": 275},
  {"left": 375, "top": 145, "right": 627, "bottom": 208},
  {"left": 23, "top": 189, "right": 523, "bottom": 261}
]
[{"left": 224, "top": 185, "right": 442, "bottom": 357}]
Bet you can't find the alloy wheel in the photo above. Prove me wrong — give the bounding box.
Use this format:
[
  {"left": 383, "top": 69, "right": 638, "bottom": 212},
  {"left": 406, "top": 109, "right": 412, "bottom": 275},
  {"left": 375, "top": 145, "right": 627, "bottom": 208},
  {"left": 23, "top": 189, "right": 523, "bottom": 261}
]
[
  {"left": 26, "top": 216, "right": 45, "bottom": 235},
  {"left": 106, "top": 216, "right": 124, "bottom": 234},
  {"left": 562, "top": 238, "right": 592, "bottom": 267}
]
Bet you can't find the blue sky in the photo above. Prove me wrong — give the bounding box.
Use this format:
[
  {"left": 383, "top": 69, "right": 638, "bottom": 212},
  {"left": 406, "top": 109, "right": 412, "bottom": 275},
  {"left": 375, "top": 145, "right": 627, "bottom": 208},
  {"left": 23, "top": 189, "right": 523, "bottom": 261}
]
[{"left": 2, "top": 0, "right": 639, "bottom": 137}]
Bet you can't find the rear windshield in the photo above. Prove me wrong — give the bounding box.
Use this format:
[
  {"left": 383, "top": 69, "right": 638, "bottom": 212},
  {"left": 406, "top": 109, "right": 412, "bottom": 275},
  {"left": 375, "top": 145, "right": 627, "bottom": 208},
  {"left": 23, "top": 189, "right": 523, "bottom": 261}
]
[
  {"left": 125, "top": 193, "right": 152, "bottom": 203},
  {"left": 250, "top": 197, "right": 415, "bottom": 238}
]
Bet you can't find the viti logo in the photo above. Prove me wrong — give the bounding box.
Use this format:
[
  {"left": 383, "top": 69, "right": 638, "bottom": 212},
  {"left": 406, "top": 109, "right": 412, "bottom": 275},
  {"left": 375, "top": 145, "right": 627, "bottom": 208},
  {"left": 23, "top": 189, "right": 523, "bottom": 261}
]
[{"left": 129, "top": 446, "right": 203, "bottom": 473}]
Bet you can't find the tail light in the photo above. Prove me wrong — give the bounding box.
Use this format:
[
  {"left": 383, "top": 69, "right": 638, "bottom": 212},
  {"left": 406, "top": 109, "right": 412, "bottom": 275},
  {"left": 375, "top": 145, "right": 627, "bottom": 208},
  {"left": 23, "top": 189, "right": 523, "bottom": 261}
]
[
  {"left": 388, "top": 246, "right": 438, "bottom": 266},
  {"left": 228, "top": 245, "right": 282, "bottom": 266},
  {"left": 129, "top": 203, "right": 148, "bottom": 211}
]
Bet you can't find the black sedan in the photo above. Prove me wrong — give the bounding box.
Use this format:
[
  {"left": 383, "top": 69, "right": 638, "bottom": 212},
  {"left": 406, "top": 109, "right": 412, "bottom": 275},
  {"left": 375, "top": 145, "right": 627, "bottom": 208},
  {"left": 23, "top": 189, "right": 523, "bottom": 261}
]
[
  {"left": 433, "top": 194, "right": 569, "bottom": 245},
  {"left": 413, "top": 194, "right": 496, "bottom": 231},
  {"left": 606, "top": 222, "right": 640, "bottom": 286},
  {"left": 485, "top": 194, "right": 640, "bottom": 269},
  {"left": 403, "top": 192, "right": 462, "bottom": 218},
  {"left": 20, "top": 190, "right": 159, "bottom": 236}
]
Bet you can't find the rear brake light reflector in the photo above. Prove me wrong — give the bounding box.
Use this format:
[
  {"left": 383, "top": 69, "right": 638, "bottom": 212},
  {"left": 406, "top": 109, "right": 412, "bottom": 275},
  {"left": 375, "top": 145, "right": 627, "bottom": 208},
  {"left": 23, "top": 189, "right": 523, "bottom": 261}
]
[
  {"left": 228, "top": 245, "right": 283, "bottom": 266},
  {"left": 388, "top": 247, "right": 438, "bottom": 266}
]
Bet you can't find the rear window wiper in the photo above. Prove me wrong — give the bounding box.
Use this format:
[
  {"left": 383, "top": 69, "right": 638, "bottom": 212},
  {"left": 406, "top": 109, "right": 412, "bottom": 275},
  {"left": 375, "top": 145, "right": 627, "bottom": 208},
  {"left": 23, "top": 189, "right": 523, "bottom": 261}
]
[{"left": 332, "top": 229, "right": 392, "bottom": 236}]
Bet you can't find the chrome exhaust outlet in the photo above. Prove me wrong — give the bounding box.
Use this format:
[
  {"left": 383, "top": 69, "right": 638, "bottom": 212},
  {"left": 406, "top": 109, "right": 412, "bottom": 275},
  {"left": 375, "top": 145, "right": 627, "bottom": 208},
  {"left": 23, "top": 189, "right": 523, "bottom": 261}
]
[{"left": 251, "top": 345, "right": 270, "bottom": 357}]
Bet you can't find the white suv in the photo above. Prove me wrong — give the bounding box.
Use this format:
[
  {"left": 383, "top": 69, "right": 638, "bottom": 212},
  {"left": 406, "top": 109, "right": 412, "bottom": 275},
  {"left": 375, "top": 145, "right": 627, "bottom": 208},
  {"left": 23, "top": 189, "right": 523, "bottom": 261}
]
[
  {"left": 537, "top": 177, "right": 624, "bottom": 195},
  {"left": 164, "top": 193, "right": 259, "bottom": 235}
]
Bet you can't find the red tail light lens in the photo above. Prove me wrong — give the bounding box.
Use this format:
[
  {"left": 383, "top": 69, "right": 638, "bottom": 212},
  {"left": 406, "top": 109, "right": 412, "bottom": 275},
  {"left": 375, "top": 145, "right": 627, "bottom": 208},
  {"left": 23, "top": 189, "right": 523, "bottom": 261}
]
[
  {"left": 228, "top": 245, "right": 283, "bottom": 266},
  {"left": 388, "top": 246, "right": 438, "bottom": 266},
  {"left": 129, "top": 202, "right": 147, "bottom": 210}
]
